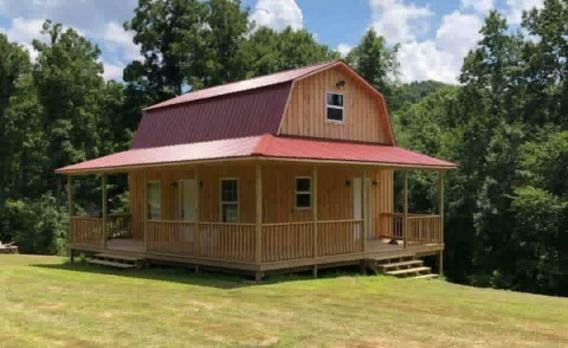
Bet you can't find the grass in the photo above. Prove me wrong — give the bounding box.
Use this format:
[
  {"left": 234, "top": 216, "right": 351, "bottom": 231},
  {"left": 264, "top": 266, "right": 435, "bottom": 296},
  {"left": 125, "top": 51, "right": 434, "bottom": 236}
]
[{"left": 0, "top": 255, "right": 567, "bottom": 347}]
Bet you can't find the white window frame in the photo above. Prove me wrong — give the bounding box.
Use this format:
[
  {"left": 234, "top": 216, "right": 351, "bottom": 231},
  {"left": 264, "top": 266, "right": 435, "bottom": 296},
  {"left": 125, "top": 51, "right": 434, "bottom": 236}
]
[
  {"left": 295, "top": 176, "right": 312, "bottom": 210},
  {"left": 325, "top": 91, "right": 345, "bottom": 124},
  {"left": 219, "top": 178, "right": 239, "bottom": 223},
  {"left": 147, "top": 180, "right": 161, "bottom": 220}
]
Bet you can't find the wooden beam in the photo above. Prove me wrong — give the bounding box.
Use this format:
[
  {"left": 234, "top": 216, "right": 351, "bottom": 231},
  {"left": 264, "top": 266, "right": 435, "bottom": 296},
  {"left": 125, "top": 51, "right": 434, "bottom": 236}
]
[
  {"left": 362, "top": 168, "right": 368, "bottom": 252},
  {"left": 67, "top": 176, "right": 73, "bottom": 256},
  {"left": 402, "top": 170, "right": 408, "bottom": 249},
  {"left": 255, "top": 163, "right": 262, "bottom": 264},
  {"left": 142, "top": 169, "right": 148, "bottom": 252},
  {"left": 313, "top": 165, "right": 318, "bottom": 258},
  {"left": 101, "top": 174, "right": 108, "bottom": 249},
  {"left": 438, "top": 170, "right": 445, "bottom": 276}
]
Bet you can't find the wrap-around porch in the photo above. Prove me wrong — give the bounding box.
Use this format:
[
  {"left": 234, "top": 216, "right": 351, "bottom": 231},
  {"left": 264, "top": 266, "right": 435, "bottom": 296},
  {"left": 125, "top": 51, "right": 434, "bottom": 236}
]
[{"left": 66, "top": 160, "right": 446, "bottom": 275}]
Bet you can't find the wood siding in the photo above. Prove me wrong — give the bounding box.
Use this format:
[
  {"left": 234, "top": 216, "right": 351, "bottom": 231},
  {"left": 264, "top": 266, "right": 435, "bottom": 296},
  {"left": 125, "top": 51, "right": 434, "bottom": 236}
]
[
  {"left": 279, "top": 65, "right": 394, "bottom": 144},
  {"left": 128, "top": 162, "right": 394, "bottom": 238}
]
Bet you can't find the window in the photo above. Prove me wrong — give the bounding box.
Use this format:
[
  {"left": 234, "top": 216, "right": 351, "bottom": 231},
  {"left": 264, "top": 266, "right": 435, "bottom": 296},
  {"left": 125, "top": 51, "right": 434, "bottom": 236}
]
[
  {"left": 147, "top": 182, "right": 161, "bottom": 220},
  {"left": 326, "top": 92, "right": 344, "bottom": 122},
  {"left": 295, "top": 177, "right": 312, "bottom": 209},
  {"left": 220, "top": 179, "right": 239, "bottom": 222}
]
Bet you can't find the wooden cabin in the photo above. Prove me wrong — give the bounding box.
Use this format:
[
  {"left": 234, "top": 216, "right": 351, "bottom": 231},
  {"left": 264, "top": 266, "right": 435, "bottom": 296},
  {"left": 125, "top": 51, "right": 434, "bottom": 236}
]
[{"left": 57, "top": 60, "right": 456, "bottom": 279}]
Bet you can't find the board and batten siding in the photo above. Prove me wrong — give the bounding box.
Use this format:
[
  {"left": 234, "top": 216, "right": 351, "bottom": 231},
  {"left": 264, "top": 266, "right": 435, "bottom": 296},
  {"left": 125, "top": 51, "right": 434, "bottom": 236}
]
[
  {"left": 279, "top": 65, "right": 394, "bottom": 144},
  {"left": 128, "top": 162, "right": 394, "bottom": 237}
]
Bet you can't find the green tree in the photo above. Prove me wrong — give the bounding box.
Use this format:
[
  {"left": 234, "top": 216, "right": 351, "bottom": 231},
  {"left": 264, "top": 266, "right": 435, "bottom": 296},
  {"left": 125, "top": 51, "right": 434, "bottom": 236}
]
[{"left": 346, "top": 28, "right": 399, "bottom": 100}]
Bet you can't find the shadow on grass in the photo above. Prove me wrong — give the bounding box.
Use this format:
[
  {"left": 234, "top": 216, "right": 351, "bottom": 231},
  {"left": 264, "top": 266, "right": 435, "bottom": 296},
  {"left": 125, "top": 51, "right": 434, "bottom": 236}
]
[{"left": 31, "top": 259, "right": 366, "bottom": 290}]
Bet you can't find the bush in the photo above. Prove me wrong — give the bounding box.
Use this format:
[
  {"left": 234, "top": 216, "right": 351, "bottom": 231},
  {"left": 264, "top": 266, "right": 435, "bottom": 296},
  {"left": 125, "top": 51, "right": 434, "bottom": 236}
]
[{"left": 1, "top": 194, "right": 67, "bottom": 255}]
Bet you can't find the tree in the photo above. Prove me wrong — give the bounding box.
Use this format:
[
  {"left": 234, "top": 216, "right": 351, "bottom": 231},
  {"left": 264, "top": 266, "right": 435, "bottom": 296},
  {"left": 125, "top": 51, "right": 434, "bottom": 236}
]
[{"left": 346, "top": 28, "right": 399, "bottom": 100}]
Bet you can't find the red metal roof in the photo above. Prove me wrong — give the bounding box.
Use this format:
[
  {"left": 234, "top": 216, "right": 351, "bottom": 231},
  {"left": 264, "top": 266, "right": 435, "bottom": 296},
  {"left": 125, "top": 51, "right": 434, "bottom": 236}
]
[
  {"left": 132, "top": 82, "right": 291, "bottom": 149},
  {"left": 144, "top": 60, "right": 339, "bottom": 111},
  {"left": 57, "top": 135, "right": 457, "bottom": 174}
]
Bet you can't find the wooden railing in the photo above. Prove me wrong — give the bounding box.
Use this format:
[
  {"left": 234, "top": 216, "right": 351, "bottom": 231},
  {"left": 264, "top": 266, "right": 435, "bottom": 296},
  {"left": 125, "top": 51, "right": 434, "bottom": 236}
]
[
  {"left": 262, "top": 222, "right": 314, "bottom": 262},
  {"left": 146, "top": 221, "right": 256, "bottom": 262},
  {"left": 407, "top": 215, "right": 442, "bottom": 246},
  {"left": 106, "top": 214, "right": 131, "bottom": 239},
  {"left": 317, "top": 219, "right": 363, "bottom": 256},
  {"left": 69, "top": 216, "right": 103, "bottom": 245},
  {"left": 379, "top": 213, "right": 442, "bottom": 245}
]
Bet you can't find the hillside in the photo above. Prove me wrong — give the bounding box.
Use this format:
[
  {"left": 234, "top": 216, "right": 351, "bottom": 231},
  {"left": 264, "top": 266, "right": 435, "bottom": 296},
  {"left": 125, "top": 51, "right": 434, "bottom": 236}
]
[{"left": 0, "top": 255, "right": 566, "bottom": 347}]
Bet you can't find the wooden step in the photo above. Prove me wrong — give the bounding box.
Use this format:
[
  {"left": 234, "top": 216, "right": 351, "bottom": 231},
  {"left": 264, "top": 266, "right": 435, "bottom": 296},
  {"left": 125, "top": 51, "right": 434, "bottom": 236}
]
[
  {"left": 377, "top": 260, "right": 423, "bottom": 270},
  {"left": 95, "top": 253, "right": 144, "bottom": 262},
  {"left": 385, "top": 266, "right": 431, "bottom": 277},
  {"left": 412, "top": 273, "right": 439, "bottom": 280},
  {"left": 86, "top": 257, "right": 135, "bottom": 269}
]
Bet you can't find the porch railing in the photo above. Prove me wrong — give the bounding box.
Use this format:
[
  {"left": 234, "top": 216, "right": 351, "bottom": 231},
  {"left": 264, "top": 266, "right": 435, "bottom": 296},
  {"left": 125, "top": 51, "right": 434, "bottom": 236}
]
[
  {"left": 69, "top": 216, "right": 103, "bottom": 245},
  {"left": 106, "top": 214, "right": 131, "bottom": 239},
  {"left": 146, "top": 221, "right": 256, "bottom": 262},
  {"left": 379, "top": 213, "right": 442, "bottom": 246}
]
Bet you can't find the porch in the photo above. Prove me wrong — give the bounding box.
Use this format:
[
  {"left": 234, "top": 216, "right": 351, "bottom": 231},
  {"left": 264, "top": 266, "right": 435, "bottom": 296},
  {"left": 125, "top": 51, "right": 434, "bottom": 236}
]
[{"left": 66, "top": 160, "right": 446, "bottom": 275}]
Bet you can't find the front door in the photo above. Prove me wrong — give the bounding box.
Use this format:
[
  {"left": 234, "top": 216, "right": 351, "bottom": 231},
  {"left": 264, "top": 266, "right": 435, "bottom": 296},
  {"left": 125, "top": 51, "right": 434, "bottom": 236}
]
[
  {"left": 179, "top": 179, "right": 198, "bottom": 221},
  {"left": 353, "top": 177, "right": 362, "bottom": 240}
]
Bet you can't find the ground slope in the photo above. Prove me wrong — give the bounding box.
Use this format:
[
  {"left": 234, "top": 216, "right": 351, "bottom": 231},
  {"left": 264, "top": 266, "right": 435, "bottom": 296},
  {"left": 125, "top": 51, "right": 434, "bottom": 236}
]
[{"left": 0, "top": 255, "right": 566, "bottom": 347}]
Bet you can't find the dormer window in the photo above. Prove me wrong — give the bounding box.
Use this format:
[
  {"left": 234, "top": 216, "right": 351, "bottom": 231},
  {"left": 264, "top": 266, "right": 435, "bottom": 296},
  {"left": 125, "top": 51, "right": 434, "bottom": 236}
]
[{"left": 326, "top": 92, "right": 344, "bottom": 122}]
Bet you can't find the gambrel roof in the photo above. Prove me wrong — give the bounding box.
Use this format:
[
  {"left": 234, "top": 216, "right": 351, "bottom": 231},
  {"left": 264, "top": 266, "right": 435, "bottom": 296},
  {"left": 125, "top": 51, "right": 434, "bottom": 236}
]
[{"left": 132, "top": 60, "right": 396, "bottom": 148}]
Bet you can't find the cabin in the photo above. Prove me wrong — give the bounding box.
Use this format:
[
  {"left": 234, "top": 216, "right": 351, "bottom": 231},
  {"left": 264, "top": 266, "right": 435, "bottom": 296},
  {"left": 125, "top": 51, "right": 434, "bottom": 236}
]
[{"left": 56, "top": 60, "right": 456, "bottom": 279}]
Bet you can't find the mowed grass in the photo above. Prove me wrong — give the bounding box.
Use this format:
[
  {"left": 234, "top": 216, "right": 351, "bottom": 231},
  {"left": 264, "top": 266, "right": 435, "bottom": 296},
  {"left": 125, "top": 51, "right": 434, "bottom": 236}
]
[{"left": 0, "top": 255, "right": 567, "bottom": 348}]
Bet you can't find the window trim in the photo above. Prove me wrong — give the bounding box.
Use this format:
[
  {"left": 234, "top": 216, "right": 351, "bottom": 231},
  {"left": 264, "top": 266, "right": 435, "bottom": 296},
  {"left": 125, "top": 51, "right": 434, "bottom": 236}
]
[
  {"left": 219, "top": 177, "right": 239, "bottom": 223},
  {"left": 147, "top": 180, "right": 161, "bottom": 220},
  {"left": 325, "top": 91, "right": 345, "bottom": 124},
  {"left": 295, "top": 176, "right": 312, "bottom": 210}
]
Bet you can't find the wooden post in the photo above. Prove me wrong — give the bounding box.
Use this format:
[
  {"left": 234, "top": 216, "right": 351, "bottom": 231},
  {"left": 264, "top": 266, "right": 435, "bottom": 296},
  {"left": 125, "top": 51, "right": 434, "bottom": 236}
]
[
  {"left": 438, "top": 170, "right": 445, "bottom": 275},
  {"left": 362, "top": 168, "right": 368, "bottom": 253},
  {"left": 255, "top": 163, "right": 263, "bottom": 265},
  {"left": 101, "top": 174, "right": 107, "bottom": 248},
  {"left": 67, "top": 175, "right": 74, "bottom": 262},
  {"left": 402, "top": 170, "right": 408, "bottom": 249},
  {"left": 142, "top": 169, "right": 148, "bottom": 251},
  {"left": 313, "top": 165, "right": 318, "bottom": 258},
  {"left": 195, "top": 166, "right": 200, "bottom": 257}
]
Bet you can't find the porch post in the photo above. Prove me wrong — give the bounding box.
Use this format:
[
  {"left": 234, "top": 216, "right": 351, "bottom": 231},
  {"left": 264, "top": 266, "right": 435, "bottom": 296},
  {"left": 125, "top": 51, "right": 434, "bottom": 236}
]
[
  {"left": 255, "top": 163, "right": 263, "bottom": 264},
  {"left": 402, "top": 170, "right": 408, "bottom": 249},
  {"left": 438, "top": 170, "right": 445, "bottom": 275},
  {"left": 362, "top": 168, "right": 368, "bottom": 253},
  {"left": 101, "top": 174, "right": 107, "bottom": 248},
  {"left": 313, "top": 165, "right": 318, "bottom": 259},
  {"left": 67, "top": 175, "right": 74, "bottom": 262},
  {"left": 142, "top": 169, "right": 148, "bottom": 251}
]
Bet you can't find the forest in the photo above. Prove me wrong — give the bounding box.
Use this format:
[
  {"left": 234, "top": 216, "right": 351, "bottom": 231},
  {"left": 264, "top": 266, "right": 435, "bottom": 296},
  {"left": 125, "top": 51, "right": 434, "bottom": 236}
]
[{"left": 0, "top": 0, "right": 566, "bottom": 296}]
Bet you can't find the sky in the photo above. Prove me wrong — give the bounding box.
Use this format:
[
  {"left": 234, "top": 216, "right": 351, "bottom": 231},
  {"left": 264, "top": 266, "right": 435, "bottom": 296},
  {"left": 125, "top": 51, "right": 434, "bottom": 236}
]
[{"left": 0, "top": 0, "right": 544, "bottom": 84}]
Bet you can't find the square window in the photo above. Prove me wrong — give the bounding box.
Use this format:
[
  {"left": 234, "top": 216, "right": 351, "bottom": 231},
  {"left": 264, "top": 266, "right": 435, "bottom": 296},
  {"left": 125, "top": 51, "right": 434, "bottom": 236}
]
[
  {"left": 296, "top": 193, "right": 311, "bottom": 208},
  {"left": 326, "top": 92, "right": 344, "bottom": 122}
]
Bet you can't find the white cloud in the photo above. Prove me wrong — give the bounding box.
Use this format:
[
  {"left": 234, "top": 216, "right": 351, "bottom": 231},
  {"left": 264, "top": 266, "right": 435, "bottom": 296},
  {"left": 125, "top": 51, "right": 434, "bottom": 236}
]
[
  {"left": 462, "top": 0, "right": 494, "bottom": 14},
  {"left": 2, "top": 17, "right": 45, "bottom": 61},
  {"left": 251, "top": 0, "right": 303, "bottom": 31},
  {"left": 336, "top": 43, "right": 352, "bottom": 57},
  {"left": 505, "top": 0, "right": 543, "bottom": 24},
  {"left": 369, "top": 0, "right": 433, "bottom": 44},
  {"left": 101, "top": 60, "right": 124, "bottom": 81},
  {"left": 103, "top": 22, "right": 141, "bottom": 61}
]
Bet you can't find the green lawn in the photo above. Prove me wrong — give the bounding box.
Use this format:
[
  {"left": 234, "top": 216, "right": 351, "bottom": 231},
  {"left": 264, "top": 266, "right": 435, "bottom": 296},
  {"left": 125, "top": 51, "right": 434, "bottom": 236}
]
[{"left": 0, "top": 255, "right": 566, "bottom": 347}]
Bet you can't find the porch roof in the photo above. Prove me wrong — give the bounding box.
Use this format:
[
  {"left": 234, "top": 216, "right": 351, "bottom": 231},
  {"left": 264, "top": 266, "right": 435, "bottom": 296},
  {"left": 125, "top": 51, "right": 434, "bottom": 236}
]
[{"left": 56, "top": 134, "right": 457, "bottom": 174}]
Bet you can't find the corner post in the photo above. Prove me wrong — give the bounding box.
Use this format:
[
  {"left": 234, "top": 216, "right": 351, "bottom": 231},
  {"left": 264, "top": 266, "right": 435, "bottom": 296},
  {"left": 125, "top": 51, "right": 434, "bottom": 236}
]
[
  {"left": 438, "top": 170, "right": 445, "bottom": 275},
  {"left": 142, "top": 169, "right": 148, "bottom": 252},
  {"left": 362, "top": 168, "right": 368, "bottom": 253},
  {"left": 313, "top": 165, "right": 318, "bottom": 259},
  {"left": 255, "top": 163, "right": 263, "bottom": 265},
  {"left": 195, "top": 166, "right": 201, "bottom": 256},
  {"left": 402, "top": 170, "right": 408, "bottom": 249},
  {"left": 67, "top": 175, "right": 74, "bottom": 260},
  {"left": 101, "top": 174, "right": 107, "bottom": 249}
]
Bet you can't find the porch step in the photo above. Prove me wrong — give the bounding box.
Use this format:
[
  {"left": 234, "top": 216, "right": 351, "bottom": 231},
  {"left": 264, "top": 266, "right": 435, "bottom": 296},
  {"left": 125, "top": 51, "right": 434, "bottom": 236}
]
[
  {"left": 412, "top": 273, "right": 439, "bottom": 280},
  {"left": 377, "top": 259, "right": 423, "bottom": 271},
  {"left": 385, "top": 266, "right": 432, "bottom": 277},
  {"left": 95, "top": 253, "right": 143, "bottom": 262},
  {"left": 86, "top": 257, "right": 135, "bottom": 269}
]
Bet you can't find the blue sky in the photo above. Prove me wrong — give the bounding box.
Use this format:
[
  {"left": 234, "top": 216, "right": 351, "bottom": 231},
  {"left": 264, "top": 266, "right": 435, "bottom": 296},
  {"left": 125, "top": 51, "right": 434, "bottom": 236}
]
[{"left": 0, "top": 0, "right": 543, "bottom": 83}]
